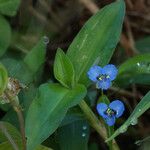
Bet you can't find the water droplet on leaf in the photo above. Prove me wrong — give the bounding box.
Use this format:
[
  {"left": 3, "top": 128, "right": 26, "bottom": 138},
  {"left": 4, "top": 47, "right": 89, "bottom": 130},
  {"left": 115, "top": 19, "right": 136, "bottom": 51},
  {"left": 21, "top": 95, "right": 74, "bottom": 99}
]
[
  {"left": 43, "top": 36, "right": 49, "bottom": 44},
  {"left": 119, "top": 125, "right": 128, "bottom": 133},
  {"left": 139, "top": 109, "right": 141, "bottom": 112},
  {"left": 82, "top": 126, "right": 87, "bottom": 130},
  {"left": 82, "top": 133, "right": 86, "bottom": 137},
  {"left": 0, "top": 100, "right": 5, "bottom": 104},
  {"left": 130, "top": 118, "right": 138, "bottom": 125},
  {"left": 137, "top": 63, "right": 140, "bottom": 66},
  {"left": 135, "top": 140, "right": 141, "bottom": 146}
]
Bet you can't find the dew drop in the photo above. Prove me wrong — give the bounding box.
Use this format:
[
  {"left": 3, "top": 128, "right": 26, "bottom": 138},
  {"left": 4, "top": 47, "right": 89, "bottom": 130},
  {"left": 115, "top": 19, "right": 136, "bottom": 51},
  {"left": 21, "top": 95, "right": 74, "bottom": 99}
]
[
  {"left": 0, "top": 100, "right": 5, "bottom": 104},
  {"left": 82, "top": 126, "right": 87, "bottom": 130},
  {"left": 135, "top": 140, "right": 141, "bottom": 146},
  {"left": 82, "top": 133, "right": 86, "bottom": 137},
  {"left": 130, "top": 118, "right": 138, "bottom": 126},
  {"left": 43, "top": 36, "right": 49, "bottom": 44},
  {"left": 139, "top": 109, "right": 141, "bottom": 112},
  {"left": 119, "top": 125, "right": 128, "bottom": 133},
  {"left": 137, "top": 62, "right": 140, "bottom": 67}
]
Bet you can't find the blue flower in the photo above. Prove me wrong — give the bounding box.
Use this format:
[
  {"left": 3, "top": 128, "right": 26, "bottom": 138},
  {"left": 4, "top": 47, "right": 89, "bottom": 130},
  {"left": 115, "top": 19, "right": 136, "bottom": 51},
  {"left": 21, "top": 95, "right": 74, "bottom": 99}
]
[
  {"left": 96, "top": 100, "right": 125, "bottom": 126},
  {"left": 87, "top": 64, "right": 118, "bottom": 90}
]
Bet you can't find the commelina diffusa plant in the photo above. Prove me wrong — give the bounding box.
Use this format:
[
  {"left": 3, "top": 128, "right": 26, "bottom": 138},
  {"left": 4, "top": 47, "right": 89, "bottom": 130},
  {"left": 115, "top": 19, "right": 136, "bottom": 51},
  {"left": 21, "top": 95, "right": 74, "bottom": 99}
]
[
  {"left": 87, "top": 64, "right": 125, "bottom": 126},
  {"left": 0, "top": 0, "right": 150, "bottom": 150}
]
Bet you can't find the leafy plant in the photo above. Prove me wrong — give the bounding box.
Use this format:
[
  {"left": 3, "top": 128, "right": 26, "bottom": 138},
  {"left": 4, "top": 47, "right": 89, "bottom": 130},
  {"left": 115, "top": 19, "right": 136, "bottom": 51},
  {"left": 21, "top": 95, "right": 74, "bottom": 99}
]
[{"left": 0, "top": 0, "right": 149, "bottom": 150}]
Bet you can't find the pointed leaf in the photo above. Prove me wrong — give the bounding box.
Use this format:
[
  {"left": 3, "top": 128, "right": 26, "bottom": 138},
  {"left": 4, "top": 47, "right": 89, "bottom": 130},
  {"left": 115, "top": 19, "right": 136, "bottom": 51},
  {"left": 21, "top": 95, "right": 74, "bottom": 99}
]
[
  {"left": 0, "top": 0, "right": 21, "bottom": 16},
  {"left": 25, "top": 83, "right": 86, "bottom": 150},
  {"left": 66, "top": 0, "right": 125, "bottom": 85},
  {"left": 24, "top": 37, "right": 47, "bottom": 74},
  {"left": 0, "top": 15, "right": 11, "bottom": 57},
  {"left": 54, "top": 48, "right": 75, "bottom": 88}
]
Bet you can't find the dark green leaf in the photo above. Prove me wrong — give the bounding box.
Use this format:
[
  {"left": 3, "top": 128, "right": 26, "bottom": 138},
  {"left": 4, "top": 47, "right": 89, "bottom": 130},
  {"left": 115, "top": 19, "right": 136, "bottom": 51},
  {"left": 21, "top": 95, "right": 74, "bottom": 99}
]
[
  {"left": 0, "top": 15, "right": 11, "bottom": 57},
  {"left": 0, "top": 0, "right": 21, "bottom": 16},
  {"left": 0, "top": 63, "right": 8, "bottom": 95},
  {"left": 0, "top": 141, "right": 53, "bottom": 150},
  {"left": 60, "top": 107, "right": 84, "bottom": 127},
  {"left": 1, "top": 58, "right": 33, "bottom": 84},
  {"left": 57, "top": 120, "right": 90, "bottom": 150},
  {"left": 0, "top": 122, "right": 53, "bottom": 150},
  {"left": 24, "top": 37, "right": 47, "bottom": 74},
  {"left": 0, "top": 121, "right": 21, "bottom": 142},
  {"left": 66, "top": 0, "right": 125, "bottom": 85},
  {"left": 54, "top": 48, "right": 75, "bottom": 88},
  {"left": 89, "top": 142, "right": 99, "bottom": 150},
  {"left": 116, "top": 53, "right": 150, "bottom": 87},
  {"left": 25, "top": 83, "right": 86, "bottom": 150}
]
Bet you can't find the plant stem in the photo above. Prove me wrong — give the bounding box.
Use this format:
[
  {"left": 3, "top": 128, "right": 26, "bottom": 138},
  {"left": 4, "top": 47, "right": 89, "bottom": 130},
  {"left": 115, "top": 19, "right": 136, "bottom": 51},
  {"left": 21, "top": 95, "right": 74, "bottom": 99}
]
[
  {"left": 0, "top": 122, "right": 19, "bottom": 150},
  {"left": 4, "top": 92, "right": 26, "bottom": 150},
  {"left": 79, "top": 100, "right": 120, "bottom": 150},
  {"left": 13, "top": 104, "right": 26, "bottom": 150},
  {"left": 79, "top": 100, "right": 107, "bottom": 140}
]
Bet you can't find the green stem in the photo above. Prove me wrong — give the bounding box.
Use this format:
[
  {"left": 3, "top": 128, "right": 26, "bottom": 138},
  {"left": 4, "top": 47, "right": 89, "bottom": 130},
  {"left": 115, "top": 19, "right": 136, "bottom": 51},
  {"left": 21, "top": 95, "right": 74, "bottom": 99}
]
[
  {"left": 13, "top": 104, "right": 26, "bottom": 150},
  {"left": 4, "top": 92, "right": 26, "bottom": 150},
  {"left": 79, "top": 100, "right": 120, "bottom": 150},
  {"left": 107, "top": 126, "right": 113, "bottom": 150},
  {"left": 79, "top": 100, "right": 107, "bottom": 140}
]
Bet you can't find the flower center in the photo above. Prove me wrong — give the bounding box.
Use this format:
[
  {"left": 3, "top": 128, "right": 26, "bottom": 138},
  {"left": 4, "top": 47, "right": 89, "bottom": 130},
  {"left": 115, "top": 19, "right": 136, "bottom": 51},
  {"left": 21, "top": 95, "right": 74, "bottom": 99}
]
[
  {"left": 104, "top": 108, "right": 116, "bottom": 117},
  {"left": 97, "top": 74, "right": 109, "bottom": 81}
]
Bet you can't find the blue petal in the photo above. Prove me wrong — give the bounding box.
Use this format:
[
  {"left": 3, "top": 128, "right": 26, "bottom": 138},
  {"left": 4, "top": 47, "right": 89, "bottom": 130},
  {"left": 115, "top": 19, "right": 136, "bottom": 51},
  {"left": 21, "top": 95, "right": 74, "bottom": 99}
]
[
  {"left": 105, "top": 116, "right": 116, "bottom": 126},
  {"left": 96, "top": 103, "right": 108, "bottom": 118},
  {"left": 87, "top": 65, "right": 102, "bottom": 82},
  {"left": 96, "top": 79, "right": 111, "bottom": 90},
  {"left": 109, "top": 100, "right": 125, "bottom": 118},
  {"left": 102, "top": 64, "right": 118, "bottom": 81}
]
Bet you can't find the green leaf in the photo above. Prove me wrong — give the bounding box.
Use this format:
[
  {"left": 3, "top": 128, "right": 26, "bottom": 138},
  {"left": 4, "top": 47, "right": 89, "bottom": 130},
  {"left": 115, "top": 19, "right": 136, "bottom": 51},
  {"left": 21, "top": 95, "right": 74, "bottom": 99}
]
[
  {"left": 57, "top": 120, "right": 90, "bottom": 150},
  {"left": 60, "top": 107, "right": 84, "bottom": 127},
  {"left": 0, "top": 141, "right": 53, "bottom": 150},
  {"left": 0, "top": 63, "right": 8, "bottom": 95},
  {"left": 0, "top": 121, "right": 52, "bottom": 150},
  {"left": 0, "top": 15, "right": 11, "bottom": 57},
  {"left": 118, "top": 53, "right": 150, "bottom": 75},
  {"left": 25, "top": 83, "right": 86, "bottom": 150},
  {"left": 0, "top": 121, "right": 21, "bottom": 143},
  {"left": 116, "top": 53, "right": 150, "bottom": 87},
  {"left": 89, "top": 143, "right": 99, "bottom": 150},
  {"left": 1, "top": 58, "right": 34, "bottom": 84},
  {"left": 24, "top": 37, "right": 47, "bottom": 74},
  {"left": 54, "top": 48, "right": 75, "bottom": 88},
  {"left": 106, "top": 91, "right": 150, "bottom": 142},
  {"left": 0, "top": 0, "right": 21, "bottom": 16},
  {"left": 66, "top": 0, "right": 125, "bottom": 85}
]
